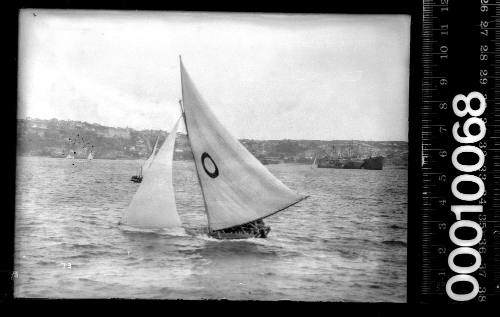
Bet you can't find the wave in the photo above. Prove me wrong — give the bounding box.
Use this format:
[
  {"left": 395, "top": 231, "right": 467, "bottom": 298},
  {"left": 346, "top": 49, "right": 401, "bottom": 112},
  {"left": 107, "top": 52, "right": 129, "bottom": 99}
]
[
  {"left": 60, "top": 242, "right": 96, "bottom": 249},
  {"left": 36, "top": 260, "right": 59, "bottom": 266},
  {"left": 337, "top": 248, "right": 361, "bottom": 260}
]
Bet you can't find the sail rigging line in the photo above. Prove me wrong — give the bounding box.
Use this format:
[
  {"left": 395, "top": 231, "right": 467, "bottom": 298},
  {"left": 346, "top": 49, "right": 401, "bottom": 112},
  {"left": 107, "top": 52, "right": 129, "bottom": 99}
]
[
  {"left": 178, "top": 57, "right": 212, "bottom": 231},
  {"left": 143, "top": 135, "right": 160, "bottom": 171},
  {"left": 151, "top": 134, "right": 159, "bottom": 157},
  {"left": 179, "top": 104, "right": 212, "bottom": 230},
  {"left": 219, "top": 194, "right": 310, "bottom": 231}
]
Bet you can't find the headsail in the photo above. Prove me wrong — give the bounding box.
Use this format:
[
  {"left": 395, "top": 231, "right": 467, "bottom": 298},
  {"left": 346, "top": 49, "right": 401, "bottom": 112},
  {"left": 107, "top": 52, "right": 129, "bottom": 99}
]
[
  {"left": 143, "top": 135, "right": 160, "bottom": 170},
  {"left": 121, "top": 117, "right": 183, "bottom": 228},
  {"left": 180, "top": 59, "right": 307, "bottom": 231}
]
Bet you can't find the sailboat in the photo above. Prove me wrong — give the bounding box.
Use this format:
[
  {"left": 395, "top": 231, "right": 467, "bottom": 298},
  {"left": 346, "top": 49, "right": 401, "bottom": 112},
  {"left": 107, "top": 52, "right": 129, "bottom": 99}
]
[
  {"left": 121, "top": 58, "right": 308, "bottom": 239},
  {"left": 66, "top": 148, "right": 74, "bottom": 159},
  {"left": 87, "top": 151, "right": 93, "bottom": 160},
  {"left": 178, "top": 57, "right": 308, "bottom": 239},
  {"left": 312, "top": 154, "right": 317, "bottom": 168},
  {"left": 130, "top": 135, "right": 160, "bottom": 183},
  {"left": 130, "top": 166, "right": 142, "bottom": 183}
]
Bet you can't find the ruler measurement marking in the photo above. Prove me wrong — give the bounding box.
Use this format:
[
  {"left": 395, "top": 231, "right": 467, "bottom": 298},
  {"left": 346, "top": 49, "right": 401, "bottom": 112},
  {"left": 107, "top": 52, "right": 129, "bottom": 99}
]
[{"left": 418, "top": 0, "right": 500, "bottom": 303}]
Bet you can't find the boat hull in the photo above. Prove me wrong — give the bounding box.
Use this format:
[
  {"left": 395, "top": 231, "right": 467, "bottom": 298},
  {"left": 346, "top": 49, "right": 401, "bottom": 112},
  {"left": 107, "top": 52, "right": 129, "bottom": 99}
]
[
  {"left": 317, "top": 158, "right": 344, "bottom": 168},
  {"left": 317, "top": 158, "right": 364, "bottom": 169},
  {"left": 317, "top": 157, "right": 384, "bottom": 170},
  {"left": 342, "top": 160, "right": 365, "bottom": 169},
  {"left": 209, "top": 225, "right": 271, "bottom": 240},
  {"left": 362, "top": 156, "right": 384, "bottom": 170},
  {"left": 130, "top": 175, "right": 143, "bottom": 183}
]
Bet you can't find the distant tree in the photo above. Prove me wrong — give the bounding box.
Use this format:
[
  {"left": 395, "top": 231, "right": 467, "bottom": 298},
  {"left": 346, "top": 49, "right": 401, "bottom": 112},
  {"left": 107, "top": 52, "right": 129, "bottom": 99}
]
[{"left": 274, "top": 140, "right": 304, "bottom": 156}]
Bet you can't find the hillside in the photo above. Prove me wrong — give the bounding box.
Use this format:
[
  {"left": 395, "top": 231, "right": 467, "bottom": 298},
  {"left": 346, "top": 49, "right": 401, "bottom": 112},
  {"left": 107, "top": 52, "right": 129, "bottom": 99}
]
[{"left": 17, "top": 118, "right": 408, "bottom": 167}]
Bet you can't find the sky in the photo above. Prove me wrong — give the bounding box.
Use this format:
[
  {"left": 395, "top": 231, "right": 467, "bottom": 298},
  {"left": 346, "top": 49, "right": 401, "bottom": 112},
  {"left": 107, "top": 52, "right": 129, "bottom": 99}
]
[{"left": 18, "top": 10, "right": 410, "bottom": 141}]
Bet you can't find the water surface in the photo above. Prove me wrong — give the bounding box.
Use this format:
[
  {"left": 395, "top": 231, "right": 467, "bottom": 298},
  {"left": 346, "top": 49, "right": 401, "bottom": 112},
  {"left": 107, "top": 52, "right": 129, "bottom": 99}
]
[{"left": 15, "top": 156, "right": 407, "bottom": 301}]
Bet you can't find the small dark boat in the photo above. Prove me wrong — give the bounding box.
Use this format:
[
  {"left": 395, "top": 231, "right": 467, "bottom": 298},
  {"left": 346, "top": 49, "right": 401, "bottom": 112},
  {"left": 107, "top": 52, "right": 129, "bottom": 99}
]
[
  {"left": 130, "top": 175, "right": 143, "bottom": 183},
  {"left": 130, "top": 166, "right": 143, "bottom": 183},
  {"left": 130, "top": 136, "right": 160, "bottom": 183}
]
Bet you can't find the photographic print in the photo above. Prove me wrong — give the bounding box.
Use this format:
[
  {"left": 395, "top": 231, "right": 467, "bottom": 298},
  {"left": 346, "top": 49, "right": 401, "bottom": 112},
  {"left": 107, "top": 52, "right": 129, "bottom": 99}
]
[{"left": 15, "top": 10, "right": 410, "bottom": 301}]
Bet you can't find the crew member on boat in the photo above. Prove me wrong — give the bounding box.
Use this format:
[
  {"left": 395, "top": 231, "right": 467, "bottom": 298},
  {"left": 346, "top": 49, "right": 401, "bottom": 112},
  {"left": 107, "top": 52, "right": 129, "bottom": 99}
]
[{"left": 214, "top": 219, "right": 270, "bottom": 238}]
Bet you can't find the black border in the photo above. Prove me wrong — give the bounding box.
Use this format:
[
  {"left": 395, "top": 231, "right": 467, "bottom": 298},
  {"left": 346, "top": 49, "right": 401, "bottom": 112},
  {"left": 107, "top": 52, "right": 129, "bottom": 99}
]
[{"left": 4, "top": 0, "right": 419, "bottom": 311}]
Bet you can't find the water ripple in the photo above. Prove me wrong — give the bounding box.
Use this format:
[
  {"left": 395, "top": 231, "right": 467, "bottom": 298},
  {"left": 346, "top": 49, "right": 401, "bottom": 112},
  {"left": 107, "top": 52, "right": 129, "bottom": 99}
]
[{"left": 15, "top": 157, "right": 407, "bottom": 301}]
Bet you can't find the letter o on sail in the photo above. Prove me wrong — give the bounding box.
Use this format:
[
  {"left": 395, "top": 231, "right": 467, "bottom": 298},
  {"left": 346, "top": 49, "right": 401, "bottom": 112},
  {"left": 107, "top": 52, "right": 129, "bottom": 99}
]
[{"left": 201, "top": 152, "right": 219, "bottom": 178}]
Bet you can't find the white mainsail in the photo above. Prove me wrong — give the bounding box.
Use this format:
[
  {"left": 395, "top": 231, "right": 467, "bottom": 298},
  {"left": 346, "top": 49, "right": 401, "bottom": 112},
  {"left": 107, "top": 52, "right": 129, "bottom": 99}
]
[
  {"left": 180, "top": 59, "right": 307, "bottom": 231},
  {"left": 88, "top": 152, "right": 93, "bottom": 160},
  {"left": 143, "top": 135, "right": 160, "bottom": 170},
  {"left": 121, "top": 117, "right": 183, "bottom": 228}
]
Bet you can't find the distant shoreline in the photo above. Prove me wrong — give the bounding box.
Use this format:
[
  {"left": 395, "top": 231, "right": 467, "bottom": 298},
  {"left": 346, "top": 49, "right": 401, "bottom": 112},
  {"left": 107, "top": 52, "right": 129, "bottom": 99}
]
[
  {"left": 17, "top": 118, "right": 408, "bottom": 166},
  {"left": 16, "top": 154, "right": 408, "bottom": 169},
  {"left": 16, "top": 154, "right": 191, "bottom": 161}
]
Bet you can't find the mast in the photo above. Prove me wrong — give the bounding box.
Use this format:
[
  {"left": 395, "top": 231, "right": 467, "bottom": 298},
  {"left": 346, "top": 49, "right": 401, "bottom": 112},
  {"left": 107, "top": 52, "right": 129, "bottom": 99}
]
[
  {"left": 179, "top": 56, "right": 212, "bottom": 231},
  {"left": 152, "top": 135, "right": 159, "bottom": 155}
]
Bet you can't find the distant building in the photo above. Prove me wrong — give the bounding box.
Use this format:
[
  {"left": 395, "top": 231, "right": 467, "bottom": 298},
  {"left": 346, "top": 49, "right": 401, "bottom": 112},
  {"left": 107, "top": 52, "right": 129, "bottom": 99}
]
[{"left": 303, "top": 149, "right": 316, "bottom": 159}]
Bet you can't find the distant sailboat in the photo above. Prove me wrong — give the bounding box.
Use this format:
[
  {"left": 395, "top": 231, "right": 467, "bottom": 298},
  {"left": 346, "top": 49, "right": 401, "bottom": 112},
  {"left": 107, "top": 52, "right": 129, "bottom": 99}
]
[
  {"left": 87, "top": 151, "right": 93, "bottom": 160},
  {"left": 130, "top": 135, "right": 160, "bottom": 183},
  {"left": 66, "top": 148, "right": 74, "bottom": 159},
  {"left": 130, "top": 166, "right": 143, "bottom": 183},
  {"left": 121, "top": 117, "right": 183, "bottom": 229},
  {"left": 179, "top": 57, "right": 308, "bottom": 239},
  {"left": 65, "top": 137, "right": 75, "bottom": 159}
]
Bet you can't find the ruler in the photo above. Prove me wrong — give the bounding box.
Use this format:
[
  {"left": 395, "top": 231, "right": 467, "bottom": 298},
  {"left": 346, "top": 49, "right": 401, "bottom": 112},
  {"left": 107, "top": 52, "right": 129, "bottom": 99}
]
[{"left": 419, "top": 0, "right": 500, "bottom": 303}]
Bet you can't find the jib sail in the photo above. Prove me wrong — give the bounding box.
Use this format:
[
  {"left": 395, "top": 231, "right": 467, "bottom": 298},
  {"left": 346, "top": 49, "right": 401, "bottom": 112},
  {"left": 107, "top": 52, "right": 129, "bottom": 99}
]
[{"left": 121, "top": 117, "right": 183, "bottom": 228}]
